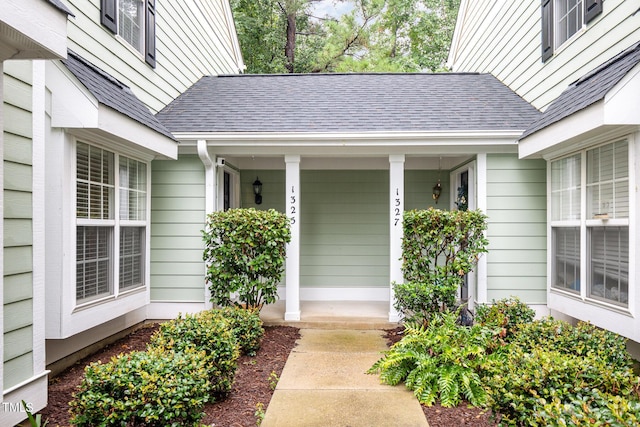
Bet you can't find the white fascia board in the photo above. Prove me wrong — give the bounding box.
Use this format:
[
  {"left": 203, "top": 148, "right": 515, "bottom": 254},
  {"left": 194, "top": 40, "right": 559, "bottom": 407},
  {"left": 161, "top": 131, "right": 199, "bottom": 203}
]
[
  {"left": 518, "top": 102, "right": 606, "bottom": 159},
  {"left": 48, "top": 62, "right": 177, "bottom": 160},
  {"left": 0, "top": 0, "right": 68, "bottom": 60}
]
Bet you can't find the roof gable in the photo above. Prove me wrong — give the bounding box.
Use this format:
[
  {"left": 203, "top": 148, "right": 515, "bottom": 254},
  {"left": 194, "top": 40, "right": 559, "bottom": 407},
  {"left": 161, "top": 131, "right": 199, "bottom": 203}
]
[
  {"left": 521, "top": 42, "right": 640, "bottom": 139},
  {"left": 157, "top": 73, "right": 540, "bottom": 134},
  {"left": 62, "top": 50, "right": 174, "bottom": 140}
]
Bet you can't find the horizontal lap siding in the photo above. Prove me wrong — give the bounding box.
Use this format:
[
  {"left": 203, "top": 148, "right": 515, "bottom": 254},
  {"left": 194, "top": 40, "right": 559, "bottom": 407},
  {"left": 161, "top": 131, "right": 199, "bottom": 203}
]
[
  {"left": 300, "top": 171, "right": 389, "bottom": 289},
  {"left": 3, "top": 62, "right": 34, "bottom": 389},
  {"left": 150, "top": 156, "right": 206, "bottom": 302},
  {"left": 241, "top": 170, "right": 285, "bottom": 211},
  {"left": 405, "top": 170, "right": 450, "bottom": 210},
  {"left": 486, "top": 154, "right": 547, "bottom": 304}
]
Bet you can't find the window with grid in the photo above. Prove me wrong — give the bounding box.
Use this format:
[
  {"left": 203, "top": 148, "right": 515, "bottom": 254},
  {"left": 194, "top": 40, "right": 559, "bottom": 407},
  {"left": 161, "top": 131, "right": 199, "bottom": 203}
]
[
  {"left": 76, "top": 142, "right": 148, "bottom": 304},
  {"left": 118, "top": 0, "right": 144, "bottom": 54},
  {"left": 551, "top": 154, "right": 581, "bottom": 292},
  {"left": 100, "top": 0, "right": 156, "bottom": 67},
  {"left": 556, "top": 0, "right": 583, "bottom": 46},
  {"left": 550, "top": 140, "right": 630, "bottom": 307}
]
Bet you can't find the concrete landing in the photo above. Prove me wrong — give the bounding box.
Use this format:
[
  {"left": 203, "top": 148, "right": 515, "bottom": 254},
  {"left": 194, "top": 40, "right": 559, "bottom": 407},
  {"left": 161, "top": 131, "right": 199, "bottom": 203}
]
[{"left": 261, "top": 329, "right": 428, "bottom": 427}]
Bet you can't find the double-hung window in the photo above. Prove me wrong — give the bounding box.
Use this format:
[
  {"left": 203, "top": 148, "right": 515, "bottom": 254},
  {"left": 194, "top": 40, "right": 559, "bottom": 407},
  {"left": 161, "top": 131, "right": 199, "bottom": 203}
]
[
  {"left": 550, "top": 140, "right": 629, "bottom": 307},
  {"left": 100, "top": 0, "right": 156, "bottom": 67},
  {"left": 76, "top": 142, "right": 148, "bottom": 304},
  {"left": 541, "top": 0, "right": 603, "bottom": 62}
]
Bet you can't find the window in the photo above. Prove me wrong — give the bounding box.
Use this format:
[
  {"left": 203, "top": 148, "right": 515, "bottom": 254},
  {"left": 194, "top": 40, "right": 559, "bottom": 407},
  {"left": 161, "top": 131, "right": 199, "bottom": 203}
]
[
  {"left": 541, "top": 0, "right": 602, "bottom": 62},
  {"left": 76, "top": 142, "right": 148, "bottom": 304},
  {"left": 550, "top": 140, "right": 629, "bottom": 307},
  {"left": 101, "top": 0, "right": 156, "bottom": 67}
]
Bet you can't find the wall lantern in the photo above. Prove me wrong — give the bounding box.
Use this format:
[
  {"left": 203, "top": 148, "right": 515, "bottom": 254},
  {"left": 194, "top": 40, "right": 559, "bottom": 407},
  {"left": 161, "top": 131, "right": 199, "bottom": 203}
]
[
  {"left": 432, "top": 180, "right": 442, "bottom": 204},
  {"left": 253, "top": 177, "right": 263, "bottom": 205}
]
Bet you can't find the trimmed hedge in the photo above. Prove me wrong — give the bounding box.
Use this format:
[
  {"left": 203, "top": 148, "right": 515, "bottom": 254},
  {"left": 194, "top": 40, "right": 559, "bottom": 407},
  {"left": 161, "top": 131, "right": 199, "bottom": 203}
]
[{"left": 70, "top": 346, "right": 210, "bottom": 427}]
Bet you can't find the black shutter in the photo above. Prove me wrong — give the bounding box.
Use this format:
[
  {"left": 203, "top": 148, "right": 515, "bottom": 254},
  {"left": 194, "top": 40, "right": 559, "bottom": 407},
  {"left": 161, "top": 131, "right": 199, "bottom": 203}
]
[
  {"left": 101, "top": 0, "right": 117, "bottom": 34},
  {"left": 584, "top": 0, "right": 603, "bottom": 24},
  {"left": 145, "top": 0, "right": 157, "bottom": 67},
  {"left": 541, "top": 0, "right": 554, "bottom": 62}
]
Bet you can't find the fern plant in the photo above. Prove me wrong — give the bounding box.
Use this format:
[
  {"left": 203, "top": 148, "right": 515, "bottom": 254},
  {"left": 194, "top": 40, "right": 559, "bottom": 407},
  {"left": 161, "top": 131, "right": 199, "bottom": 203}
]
[{"left": 369, "top": 311, "right": 499, "bottom": 407}]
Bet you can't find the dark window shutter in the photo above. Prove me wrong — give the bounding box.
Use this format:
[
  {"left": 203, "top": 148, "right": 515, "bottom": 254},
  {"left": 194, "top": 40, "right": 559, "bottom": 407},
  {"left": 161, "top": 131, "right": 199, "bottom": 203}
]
[
  {"left": 101, "top": 0, "right": 117, "bottom": 34},
  {"left": 145, "top": 0, "right": 157, "bottom": 67},
  {"left": 541, "top": 0, "right": 554, "bottom": 62},
  {"left": 584, "top": 0, "right": 603, "bottom": 24}
]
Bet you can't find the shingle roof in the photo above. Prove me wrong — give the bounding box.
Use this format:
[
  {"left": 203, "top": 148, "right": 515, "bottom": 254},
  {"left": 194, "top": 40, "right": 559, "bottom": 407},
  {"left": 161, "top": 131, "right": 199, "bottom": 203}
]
[
  {"left": 62, "top": 50, "right": 174, "bottom": 140},
  {"left": 521, "top": 42, "right": 640, "bottom": 139},
  {"left": 157, "top": 73, "right": 540, "bottom": 134},
  {"left": 46, "top": 0, "right": 74, "bottom": 16}
]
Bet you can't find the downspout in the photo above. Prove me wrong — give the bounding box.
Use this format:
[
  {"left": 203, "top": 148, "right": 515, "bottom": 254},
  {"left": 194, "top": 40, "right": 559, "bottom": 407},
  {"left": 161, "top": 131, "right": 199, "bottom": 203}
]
[{"left": 197, "top": 139, "right": 216, "bottom": 309}]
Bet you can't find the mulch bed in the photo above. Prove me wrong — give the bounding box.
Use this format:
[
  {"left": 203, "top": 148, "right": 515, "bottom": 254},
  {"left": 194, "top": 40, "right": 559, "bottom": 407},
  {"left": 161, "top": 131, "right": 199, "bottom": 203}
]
[{"left": 41, "top": 322, "right": 496, "bottom": 426}]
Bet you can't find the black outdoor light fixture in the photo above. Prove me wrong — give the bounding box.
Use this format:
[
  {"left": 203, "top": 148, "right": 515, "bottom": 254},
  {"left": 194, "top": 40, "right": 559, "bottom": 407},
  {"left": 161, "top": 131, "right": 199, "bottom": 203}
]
[
  {"left": 432, "top": 180, "right": 442, "bottom": 204},
  {"left": 253, "top": 177, "right": 263, "bottom": 205}
]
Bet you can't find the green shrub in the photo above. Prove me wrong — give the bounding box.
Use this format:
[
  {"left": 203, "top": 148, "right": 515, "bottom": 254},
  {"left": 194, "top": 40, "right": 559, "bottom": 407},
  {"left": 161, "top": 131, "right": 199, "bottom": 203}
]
[
  {"left": 201, "top": 307, "right": 264, "bottom": 356},
  {"left": 484, "top": 318, "right": 639, "bottom": 426},
  {"left": 369, "top": 311, "right": 499, "bottom": 407},
  {"left": 70, "top": 347, "right": 210, "bottom": 427},
  {"left": 393, "top": 208, "right": 488, "bottom": 325},
  {"left": 475, "top": 297, "right": 535, "bottom": 340},
  {"left": 149, "top": 312, "right": 240, "bottom": 397},
  {"left": 534, "top": 389, "right": 640, "bottom": 426},
  {"left": 202, "top": 208, "right": 291, "bottom": 310}
]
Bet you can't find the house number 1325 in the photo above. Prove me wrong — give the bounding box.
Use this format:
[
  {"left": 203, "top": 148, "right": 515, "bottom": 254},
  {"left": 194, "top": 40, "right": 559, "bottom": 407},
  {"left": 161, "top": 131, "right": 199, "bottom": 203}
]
[{"left": 290, "top": 186, "right": 297, "bottom": 225}]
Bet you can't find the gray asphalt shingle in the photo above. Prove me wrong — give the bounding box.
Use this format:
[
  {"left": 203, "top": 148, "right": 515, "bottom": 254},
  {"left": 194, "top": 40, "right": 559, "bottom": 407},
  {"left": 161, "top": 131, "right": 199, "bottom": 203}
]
[
  {"left": 62, "top": 50, "right": 174, "bottom": 140},
  {"left": 157, "top": 73, "right": 540, "bottom": 134},
  {"left": 521, "top": 42, "right": 640, "bottom": 139},
  {"left": 46, "top": 0, "right": 74, "bottom": 16}
]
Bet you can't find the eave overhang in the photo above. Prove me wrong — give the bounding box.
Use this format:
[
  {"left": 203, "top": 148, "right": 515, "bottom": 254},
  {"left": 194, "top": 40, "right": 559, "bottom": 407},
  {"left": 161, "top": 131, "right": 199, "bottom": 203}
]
[
  {"left": 519, "top": 61, "right": 640, "bottom": 160},
  {"left": 47, "top": 61, "right": 177, "bottom": 160}
]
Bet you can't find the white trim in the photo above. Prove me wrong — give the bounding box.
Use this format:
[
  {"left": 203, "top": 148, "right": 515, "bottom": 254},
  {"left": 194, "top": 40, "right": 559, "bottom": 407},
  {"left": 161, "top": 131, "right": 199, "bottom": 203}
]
[
  {"left": 0, "top": 63, "right": 4, "bottom": 402},
  {"left": 174, "top": 130, "right": 523, "bottom": 142},
  {"left": 476, "top": 154, "right": 488, "bottom": 304},
  {"left": 147, "top": 301, "right": 207, "bottom": 320},
  {"left": 0, "top": 0, "right": 68, "bottom": 60},
  {"left": 446, "top": 0, "right": 469, "bottom": 68},
  {"left": 32, "top": 60, "right": 46, "bottom": 374},
  {"left": 298, "top": 287, "right": 391, "bottom": 301},
  {"left": 220, "top": 0, "right": 246, "bottom": 72},
  {"left": 389, "top": 154, "right": 405, "bottom": 322},
  {"left": 285, "top": 155, "right": 301, "bottom": 321},
  {"left": 197, "top": 140, "right": 215, "bottom": 310},
  {"left": 0, "top": 371, "right": 48, "bottom": 426}
]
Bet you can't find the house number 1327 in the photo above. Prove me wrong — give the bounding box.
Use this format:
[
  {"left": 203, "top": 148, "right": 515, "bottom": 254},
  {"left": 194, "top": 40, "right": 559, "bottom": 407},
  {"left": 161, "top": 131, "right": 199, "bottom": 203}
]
[{"left": 394, "top": 188, "right": 401, "bottom": 226}]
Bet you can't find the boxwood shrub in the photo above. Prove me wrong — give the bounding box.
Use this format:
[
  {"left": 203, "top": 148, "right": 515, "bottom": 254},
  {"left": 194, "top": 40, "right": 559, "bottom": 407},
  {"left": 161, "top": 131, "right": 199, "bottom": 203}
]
[
  {"left": 149, "top": 312, "right": 240, "bottom": 397},
  {"left": 70, "top": 346, "right": 210, "bottom": 427}
]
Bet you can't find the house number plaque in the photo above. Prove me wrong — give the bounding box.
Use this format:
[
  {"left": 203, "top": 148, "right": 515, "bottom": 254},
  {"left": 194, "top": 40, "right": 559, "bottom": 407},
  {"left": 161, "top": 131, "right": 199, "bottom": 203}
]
[
  {"left": 290, "top": 185, "right": 297, "bottom": 225},
  {"left": 394, "top": 187, "right": 402, "bottom": 227}
]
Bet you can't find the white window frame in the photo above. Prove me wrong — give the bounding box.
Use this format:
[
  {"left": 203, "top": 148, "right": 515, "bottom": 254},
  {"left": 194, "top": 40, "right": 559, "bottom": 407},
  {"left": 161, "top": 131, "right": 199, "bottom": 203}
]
[
  {"left": 117, "top": 0, "right": 145, "bottom": 55},
  {"left": 549, "top": 138, "right": 633, "bottom": 311},
  {"left": 554, "top": 0, "right": 584, "bottom": 49},
  {"left": 74, "top": 140, "right": 150, "bottom": 309}
]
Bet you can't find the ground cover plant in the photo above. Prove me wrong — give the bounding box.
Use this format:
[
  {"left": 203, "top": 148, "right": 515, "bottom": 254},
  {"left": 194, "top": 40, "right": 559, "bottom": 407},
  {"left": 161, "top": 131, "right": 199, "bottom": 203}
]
[
  {"left": 371, "top": 297, "right": 640, "bottom": 426},
  {"left": 202, "top": 208, "right": 291, "bottom": 311}
]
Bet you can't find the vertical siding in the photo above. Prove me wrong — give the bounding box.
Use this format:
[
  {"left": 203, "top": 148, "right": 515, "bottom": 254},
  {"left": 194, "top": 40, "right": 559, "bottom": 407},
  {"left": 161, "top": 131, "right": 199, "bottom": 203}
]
[
  {"left": 150, "top": 156, "right": 206, "bottom": 302},
  {"left": 65, "top": 0, "right": 242, "bottom": 113},
  {"left": 299, "top": 170, "right": 389, "bottom": 289},
  {"left": 3, "top": 61, "right": 34, "bottom": 388},
  {"left": 450, "top": 0, "right": 640, "bottom": 110},
  {"left": 486, "top": 154, "right": 547, "bottom": 303}
]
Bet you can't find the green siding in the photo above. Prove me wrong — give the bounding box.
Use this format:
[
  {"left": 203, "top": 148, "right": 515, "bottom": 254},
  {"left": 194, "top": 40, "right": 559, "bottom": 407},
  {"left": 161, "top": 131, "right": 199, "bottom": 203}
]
[
  {"left": 405, "top": 170, "right": 450, "bottom": 210},
  {"left": 300, "top": 170, "right": 389, "bottom": 289},
  {"left": 241, "top": 170, "right": 285, "bottom": 211},
  {"left": 3, "top": 62, "right": 34, "bottom": 389},
  {"left": 486, "top": 154, "right": 547, "bottom": 304},
  {"left": 150, "top": 156, "right": 206, "bottom": 302}
]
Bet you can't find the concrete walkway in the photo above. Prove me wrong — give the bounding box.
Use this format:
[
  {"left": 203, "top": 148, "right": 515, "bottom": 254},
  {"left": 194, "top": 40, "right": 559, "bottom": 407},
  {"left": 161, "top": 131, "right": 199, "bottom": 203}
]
[{"left": 261, "top": 329, "right": 429, "bottom": 427}]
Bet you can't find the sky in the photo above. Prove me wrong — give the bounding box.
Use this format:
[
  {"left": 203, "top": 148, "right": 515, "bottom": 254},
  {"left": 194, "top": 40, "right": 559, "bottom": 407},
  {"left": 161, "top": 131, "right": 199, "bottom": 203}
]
[{"left": 310, "top": 0, "right": 354, "bottom": 19}]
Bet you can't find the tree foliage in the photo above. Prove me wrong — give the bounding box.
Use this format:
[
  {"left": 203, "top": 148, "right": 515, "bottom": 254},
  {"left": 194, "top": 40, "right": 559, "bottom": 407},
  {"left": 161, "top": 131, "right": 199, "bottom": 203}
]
[{"left": 231, "top": 0, "right": 461, "bottom": 73}]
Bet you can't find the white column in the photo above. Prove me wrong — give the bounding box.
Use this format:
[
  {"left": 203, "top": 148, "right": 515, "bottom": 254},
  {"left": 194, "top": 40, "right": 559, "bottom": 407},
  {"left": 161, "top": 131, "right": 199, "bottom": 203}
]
[
  {"left": 389, "top": 154, "right": 405, "bottom": 322},
  {"left": 285, "top": 155, "right": 301, "bottom": 321},
  {"left": 476, "top": 153, "right": 488, "bottom": 304}
]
